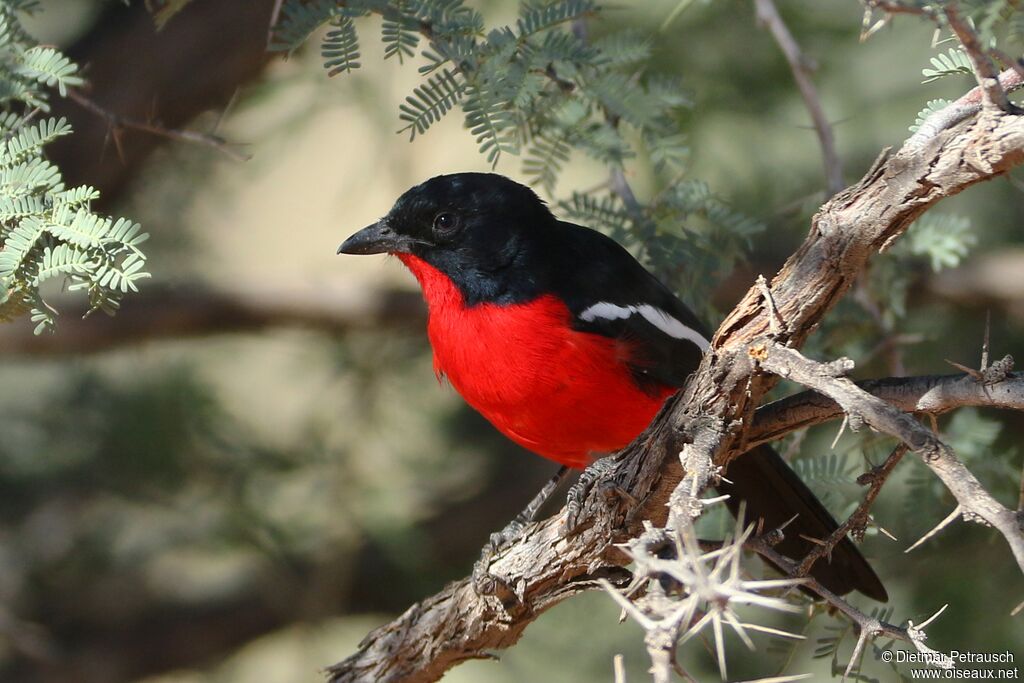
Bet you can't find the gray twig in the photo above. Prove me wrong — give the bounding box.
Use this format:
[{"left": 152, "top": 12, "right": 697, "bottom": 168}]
[
  {"left": 943, "top": 5, "right": 1012, "bottom": 112},
  {"left": 754, "top": 0, "right": 844, "bottom": 196},
  {"left": 756, "top": 342, "right": 1024, "bottom": 574},
  {"left": 67, "top": 88, "right": 251, "bottom": 162}
]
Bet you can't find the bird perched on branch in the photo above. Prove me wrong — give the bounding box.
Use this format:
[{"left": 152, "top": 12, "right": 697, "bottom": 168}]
[{"left": 338, "top": 172, "right": 887, "bottom": 602}]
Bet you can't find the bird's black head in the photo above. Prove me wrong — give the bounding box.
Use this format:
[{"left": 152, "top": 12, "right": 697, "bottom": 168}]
[{"left": 338, "top": 173, "right": 556, "bottom": 304}]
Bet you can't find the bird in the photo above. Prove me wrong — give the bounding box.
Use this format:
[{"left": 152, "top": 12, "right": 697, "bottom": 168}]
[{"left": 338, "top": 172, "right": 887, "bottom": 602}]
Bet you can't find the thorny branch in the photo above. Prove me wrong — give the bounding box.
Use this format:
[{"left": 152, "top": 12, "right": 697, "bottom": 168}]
[
  {"left": 604, "top": 516, "right": 805, "bottom": 683},
  {"left": 747, "top": 371, "right": 1024, "bottom": 449},
  {"left": 0, "top": 284, "right": 424, "bottom": 356},
  {"left": 747, "top": 538, "right": 954, "bottom": 676},
  {"left": 793, "top": 444, "right": 908, "bottom": 581},
  {"left": 755, "top": 343, "right": 1024, "bottom": 573}
]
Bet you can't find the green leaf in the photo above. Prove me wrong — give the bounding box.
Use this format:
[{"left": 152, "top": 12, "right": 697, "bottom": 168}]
[
  {"left": 944, "top": 408, "right": 1001, "bottom": 461},
  {"left": 463, "top": 87, "right": 520, "bottom": 166},
  {"left": 525, "top": 30, "right": 596, "bottom": 72},
  {"left": 522, "top": 133, "right": 570, "bottom": 195},
  {"left": 900, "top": 213, "right": 975, "bottom": 271},
  {"left": 17, "top": 46, "right": 83, "bottom": 96},
  {"left": 33, "top": 242, "right": 95, "bottom": 286},
  {"left": 95, "top": 252, "right": 150, "bottom": 293},
  {"left": 398, "top": 69, "right": 465, "bottom": 138},
  {"left": 0, "top": 195, "right": 43, "bottom": 225},
  {"left": 582, "top": 71, "right": 661, "bottom": 131},
  {"left": 0, "top": 157, "right": 63, "bottom": 197},
  {"left": 106, "top": 217, "right": 149, "bottom": 250},
  {"left": 322, "top": 16, "right": 361, "bottom": 76},
  {"left": 517, "top": 0, "right": 596, "bottom": 38},
  {"left": 47, "top": 208, "right": 114, "bottom": 249},
  {"left": 54, "top": 185, "right": 100, "bottom": 208},
  {"left": 382, "top": 4, "right": 421, "bottom": 63},
  {"left": 592, "top": 30, "right": 652, "bottom": 68},
  {"left": 0, "top": 216, "right": 45, "bottom": 278},
  {"left": 557, "top": 192, "right": 631, "bottom": 234},
  {"left": 0, "top": 6, "right": 144, "bottom": 328},
  {"left": 647, "top": 130, "right": 689, "bottom": 172},
  {"left": 2, "top": 116, "right": 72, "bottom": 164},
  {"left": 270, "top": 0, "right": 342, "bottom": 53},
  {"left": 922, "top": 47, "right": 973, "bottom": 83},
  {"left": 792, "top": 452, "right": 857, "bottom": 509},
  {"left": 30, "top": 297, "right": 56, "bottom": 335}
]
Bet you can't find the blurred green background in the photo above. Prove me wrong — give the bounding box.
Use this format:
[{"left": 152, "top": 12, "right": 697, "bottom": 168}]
[{"left": 1, "top": 1, "right": 1022, "bottom": 681}]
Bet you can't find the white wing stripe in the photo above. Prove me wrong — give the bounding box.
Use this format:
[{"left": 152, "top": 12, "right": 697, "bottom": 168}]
[{"left": 578, "top": 302, "right": 710, "bottom": 351}]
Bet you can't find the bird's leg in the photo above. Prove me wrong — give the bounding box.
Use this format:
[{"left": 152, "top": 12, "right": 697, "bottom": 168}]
[
  {"left": 472, "top": 465, "right": 572, "bottom": 595},
  {"left": 564, "top": 455, "right": 619, "bottom": 530}
]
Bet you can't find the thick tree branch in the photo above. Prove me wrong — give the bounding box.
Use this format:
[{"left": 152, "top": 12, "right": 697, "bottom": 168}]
[
  {"left": 326, "top": 81, "right": 1024, "bottom": 682},
  {"left": 907, "top": 66, "right": 1024, "bottom": 149}
]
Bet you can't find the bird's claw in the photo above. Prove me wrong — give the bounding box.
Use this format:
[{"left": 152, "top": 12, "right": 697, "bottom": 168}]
[
  {"left": 472, "top": 524, "right": 524, "bottom": 597},
  {"left": 564, "top": 456, "right": 618, "bottom": 530}
]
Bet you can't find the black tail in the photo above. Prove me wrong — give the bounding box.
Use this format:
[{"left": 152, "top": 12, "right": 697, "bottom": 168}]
[{"left": 718, "top": 445, "right": 888, "bottom": 602}]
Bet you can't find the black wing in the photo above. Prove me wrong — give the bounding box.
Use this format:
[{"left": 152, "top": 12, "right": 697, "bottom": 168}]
[
  {"left": 544, "top": 221, "right": 887, "bottom": 601},
  {"left": 545, "top": 221, "right": 710, "bottom": 392}
]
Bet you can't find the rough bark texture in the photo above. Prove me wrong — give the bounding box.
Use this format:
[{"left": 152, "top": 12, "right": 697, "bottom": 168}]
[{"left": 326, "top": 108, "right": 1024, "bottom": 683}]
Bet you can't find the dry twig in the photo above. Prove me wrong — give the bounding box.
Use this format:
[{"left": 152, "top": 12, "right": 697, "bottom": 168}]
[
  {"left": 793, "top": 444, "right": 908, "bottom": 579},
  {"left": 754, "top": 0, "right": 844, "bottom": 196},
  {"left": 67, "top": 88, "right": 250, "bottom": 162}
]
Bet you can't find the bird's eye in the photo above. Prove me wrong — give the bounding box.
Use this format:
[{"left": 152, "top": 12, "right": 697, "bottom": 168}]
[{"left": 432, "top": 212, "right": 459, "bottom": 236}]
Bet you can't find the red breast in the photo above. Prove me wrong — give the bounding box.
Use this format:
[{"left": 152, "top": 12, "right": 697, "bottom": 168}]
[{"left": 398, "top": 254, "right": 673, "bottom": 468}]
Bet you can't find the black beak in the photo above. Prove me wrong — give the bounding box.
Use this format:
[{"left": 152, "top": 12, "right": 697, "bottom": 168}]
[{"left": 337, "top": 221, "right": 407, "bottom": 255}]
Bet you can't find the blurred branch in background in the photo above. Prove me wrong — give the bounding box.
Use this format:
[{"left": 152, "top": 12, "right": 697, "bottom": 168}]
[
  {"left": 65, "top": 88, "right": 250, "bottom": 163},
  {"left": 48, "top": 0, "right": 277, "bottom": 205},
  {"left": 0, "top": 284, "right": 423, "bottom": 356},
  {"left": 931, "top": 248, "right": 1024, "bottom": 322},
  {"left": 754, "top": 0, "right": 844, "bottom": 197}
]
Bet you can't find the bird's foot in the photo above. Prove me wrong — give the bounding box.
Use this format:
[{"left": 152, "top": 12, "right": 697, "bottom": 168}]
[
  {"left": 473, "top": 466, "right": 572, "bottom": 597},
  {"left": 564, "top": 456, "right": 620, "bottom": 530},
  {"left": 472, "top": 520, "right": 525, "bottom": 597}
]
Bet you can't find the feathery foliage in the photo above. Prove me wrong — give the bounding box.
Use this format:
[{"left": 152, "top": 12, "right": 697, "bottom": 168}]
[
  {"left": 921, "top": 47, "right": 973, "bottom": 83},
  {"left": 0, "top": 2, "right": 148, "bottom": 333},
  {"left": 273, "top": 0, "right": 759, "bottom": 317}
]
